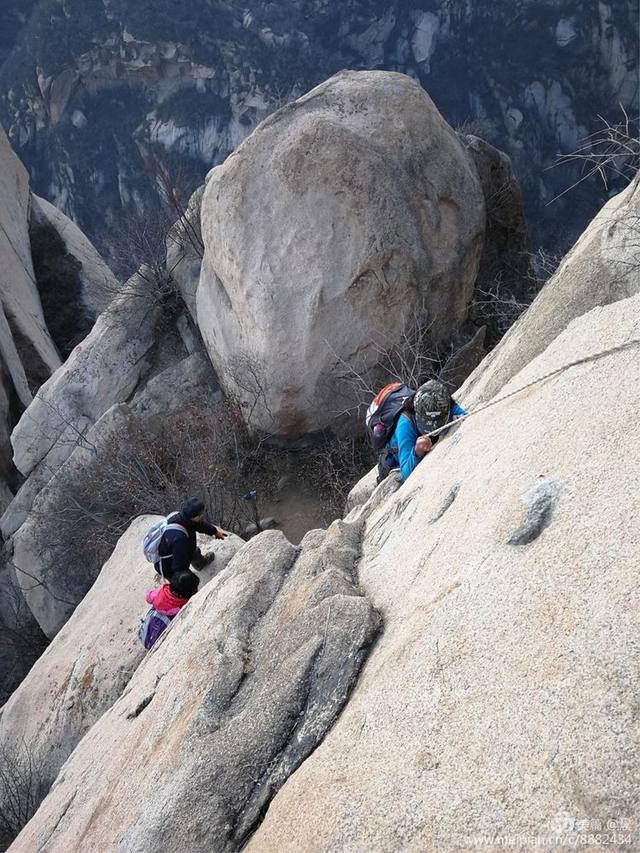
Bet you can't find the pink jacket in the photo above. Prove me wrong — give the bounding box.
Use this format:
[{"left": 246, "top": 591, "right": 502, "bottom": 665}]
[{"left": 145, "top": 584, "right": 188, "bottom": 617}]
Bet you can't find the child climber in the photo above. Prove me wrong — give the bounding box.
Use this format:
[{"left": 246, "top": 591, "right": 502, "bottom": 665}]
[{"left": 139, "top": 570, "right": 200, "bottom": 650}]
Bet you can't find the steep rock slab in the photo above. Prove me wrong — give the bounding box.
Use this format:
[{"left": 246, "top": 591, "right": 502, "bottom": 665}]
[
  {"left": 0, "top": 517, "right": 244, "bottom": 842},
  {"left": 31, "top": 195, "right": 118, "bottom": 317},
  {"left": 10, "top": 353, "right": 218, "bottom": 637},
  {"left": 460, "top": 172, "right": 640, "bottom": 407},
  {"left": 166, "top": 184, "right": 205, "bottom": 323},
  {"left": 0, "top": 127, "right": 60, "bottom": 398},
  {"left": 248, "top": 292, "right": 640, "bottom": 850},
  {"left": 9, "top": 269, "right": 161, "bottom": 482},
  {"left": 12, "top": 524, "right": 379, "bottom": 852},
  {"left": 199, "top": 70, "right": 485, "bottom": 437}
]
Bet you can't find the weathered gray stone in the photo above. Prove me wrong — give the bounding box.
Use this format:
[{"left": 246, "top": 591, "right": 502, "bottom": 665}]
[
  {"left": 460, "top": 172, "right": 640, "bottom": 407},
  {"left": 0, "top": 547, "right": 47, "bottom": 707},
  {"left": 0, "top": 128, "right": 62, "bottom": 503},
  {"left": 247, "top": 290, "right": 640, "bottom": 852},
  {"left": 9, "top": 268, "right": 160, "bottom": 481},
  {"left": 12, "top": 523, "right": 380, "bottom": 851},
  {"left": 30, "top": 194, "right": 118, "bottom": 315},
  {"left": 463, "top": 134, "right": 530, "bottom": 290},
  {"left": 0, "top": 516, "right": 244, "bottom": 838},
  {"left": 198, "top": 70, "right": 485, "bottom": 437},
  {"left": 166, "top": 184, "right": 205, "bottom": 322},
  {"left": 0, "top": 126, "right": 61, "bottom": 400}
]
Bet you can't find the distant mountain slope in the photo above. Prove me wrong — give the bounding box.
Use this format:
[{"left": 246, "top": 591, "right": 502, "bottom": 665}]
[{"left": 0, "top": 0, "right": 637, "bottom": 254}]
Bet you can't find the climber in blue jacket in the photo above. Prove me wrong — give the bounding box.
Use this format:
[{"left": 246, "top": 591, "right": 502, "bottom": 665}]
[{"left": 386, "top": 380, "right": 466, "bottom": 481}]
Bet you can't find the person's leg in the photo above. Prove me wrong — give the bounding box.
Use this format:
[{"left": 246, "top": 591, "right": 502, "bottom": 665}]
[{"left": 191, "top": 548, "right": 215, "bottom": 570}]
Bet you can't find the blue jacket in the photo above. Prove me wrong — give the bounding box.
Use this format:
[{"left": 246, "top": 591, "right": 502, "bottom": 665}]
[{"left": 387, "top": 402, "right": 466, "bottom": 481}]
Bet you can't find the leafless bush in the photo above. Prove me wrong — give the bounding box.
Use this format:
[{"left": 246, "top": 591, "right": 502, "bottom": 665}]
[
  {"left": 100, "top": 151, "right": 204, "bottom": 308},
  {"left": 455, "top": 117, "right": 499, "bottom": 143},
  {"left": 0, "top": 562, "right": 49, "bottom": 707},
  {"left": 327, "top": 304, "right": 476, "bottom": 423},
  {"left": 223, "top": 353, "right": 275, "bottom": 433},
  {"left": 30, "top": 401, "right": 277, "bottom": 588},
  {"left": 469, "top": 273, "right": 533, "bottom": 340},
  {"left": 0, "top": 739, "right": 48, "bottom": 850},
  {"left": 529, "top": 247, "right": 562, "bottom": 280},
  {"left": 550, "top": 106, "right": 640, "bottom": 202},
  {"left": 312, "top": 435, "right": 372, "bottom": 515}
]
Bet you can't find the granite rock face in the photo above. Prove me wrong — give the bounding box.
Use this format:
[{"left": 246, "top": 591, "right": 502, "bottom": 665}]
[
  {"left": 0, "top": 516, "right": 244, "bottom": 844},
  {"left": 247, "top": 290, "right": 640, "bottom": 853},
  {"left": 11, "top": 524, "right": 380, "bottom": 852},
  {"left": 10, "top": 179, "right": 640, "bottom": 852},
  {"left": 199, "top": 70, "right": 485, "bottom": 437},
  {"left": 460, "top": 172, "right": 640, "bottom": 409},
  {"left": 9, "top": 352, "right": 220, "bottom": 638}
]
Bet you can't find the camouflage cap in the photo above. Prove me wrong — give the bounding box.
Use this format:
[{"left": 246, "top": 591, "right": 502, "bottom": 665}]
[{"left": 414, "top": 380, "right": 451, "bottom": 435}]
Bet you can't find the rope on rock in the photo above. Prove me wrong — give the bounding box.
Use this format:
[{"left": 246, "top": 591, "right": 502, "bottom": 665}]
[{"left": 426, "top": 336, "right": 640, "bottom": 440}]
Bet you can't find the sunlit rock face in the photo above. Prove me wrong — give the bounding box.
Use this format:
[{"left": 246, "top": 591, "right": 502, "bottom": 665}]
[{"left": 198, "top": 71, "right": 485, "bottom": 437}]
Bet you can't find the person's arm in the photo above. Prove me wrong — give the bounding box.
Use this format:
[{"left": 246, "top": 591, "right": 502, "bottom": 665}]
[
  {"left": 194, "top": 519, "right": 226, "bottom": 538},
  {"left": 396, "top": 416, "right": 422, "bottom": 480},
  {"left": 146, "top": 589, "right": 158, "bottom": 606}
]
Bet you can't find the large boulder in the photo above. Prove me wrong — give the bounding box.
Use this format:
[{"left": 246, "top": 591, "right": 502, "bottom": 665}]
[
  {"left": 11, "top": 522, "right": 380, "bottom": 852},
  {"left": 460, "top": 171, "right": 640, "bottom": 408},
  {"left": 198, "top": 70, "right": 485, "bottom": 437},
  {"left": 0, "top": 516, "right": 244, "bottom": 844}
]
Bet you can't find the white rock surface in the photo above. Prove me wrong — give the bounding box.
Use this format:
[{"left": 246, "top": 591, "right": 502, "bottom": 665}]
[
  {"left": 13, "top": 287, "right": 640, "bottom": 851},
  {"left": 248, "top": 290, "right": 640, "bottom": 852},
  {"left": 166, "top": 184, "right": 204, "bottom": 322},
  {"left": 31, "top": 194, "right": 119, "bottom": 314},
  {"left": 9, "top": 269, "right": 160, "bottom": 480},
  {"left": 460, "top": 170, "right": 640, "bottom": 408},
  {"left": 0, "top": 516, "right": 243, "bottom": 826},
  {"left": 0, "top": 127, "right": 61, "bottom": 403},
  {"left": 198, "top": 70, "right": 485, "bottom": 437},
  {"left": 11, "top": 524, "right": 379, "bottom": 852}
]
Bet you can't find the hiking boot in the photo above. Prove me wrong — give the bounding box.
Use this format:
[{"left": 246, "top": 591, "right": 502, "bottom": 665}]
[{"left": 191, "top": 549, "right": 215, "bottom": 570}]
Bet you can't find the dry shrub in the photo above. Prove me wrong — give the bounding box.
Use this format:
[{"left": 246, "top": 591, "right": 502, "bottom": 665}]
[{"left": 0, "top": 739, "right": 48, "bottom": 851}]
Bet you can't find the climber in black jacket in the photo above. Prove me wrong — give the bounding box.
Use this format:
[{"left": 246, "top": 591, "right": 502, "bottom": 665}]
[{"left": 155, "top": 497, "right": 226, "bottom": 579}]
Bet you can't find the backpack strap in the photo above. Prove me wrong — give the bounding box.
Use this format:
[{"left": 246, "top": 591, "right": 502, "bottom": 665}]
[{"left": 157, "top": 522, "right": 189, "bottom": 575}]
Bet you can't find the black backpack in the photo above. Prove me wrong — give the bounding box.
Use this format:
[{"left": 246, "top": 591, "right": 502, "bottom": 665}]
[{"left": 365, "top": 383, "right": 415, "bottom": 483}]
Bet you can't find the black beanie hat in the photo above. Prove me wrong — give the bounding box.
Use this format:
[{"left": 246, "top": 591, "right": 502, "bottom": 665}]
[
  {"left": 170, "top": 570, "right": 200, "bottom": 599},
  {"left": 181, "top": 497, "right": 205, "bottom": 519}
]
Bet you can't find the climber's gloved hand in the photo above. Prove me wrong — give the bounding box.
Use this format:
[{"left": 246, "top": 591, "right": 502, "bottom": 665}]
[{"left": 214, "top": 527, "right": 228, "bottom": 540}]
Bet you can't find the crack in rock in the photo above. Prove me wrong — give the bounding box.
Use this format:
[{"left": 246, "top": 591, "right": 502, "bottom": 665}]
[{"left": 429, "top": 482, "right": 461, "bottom": 523}]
